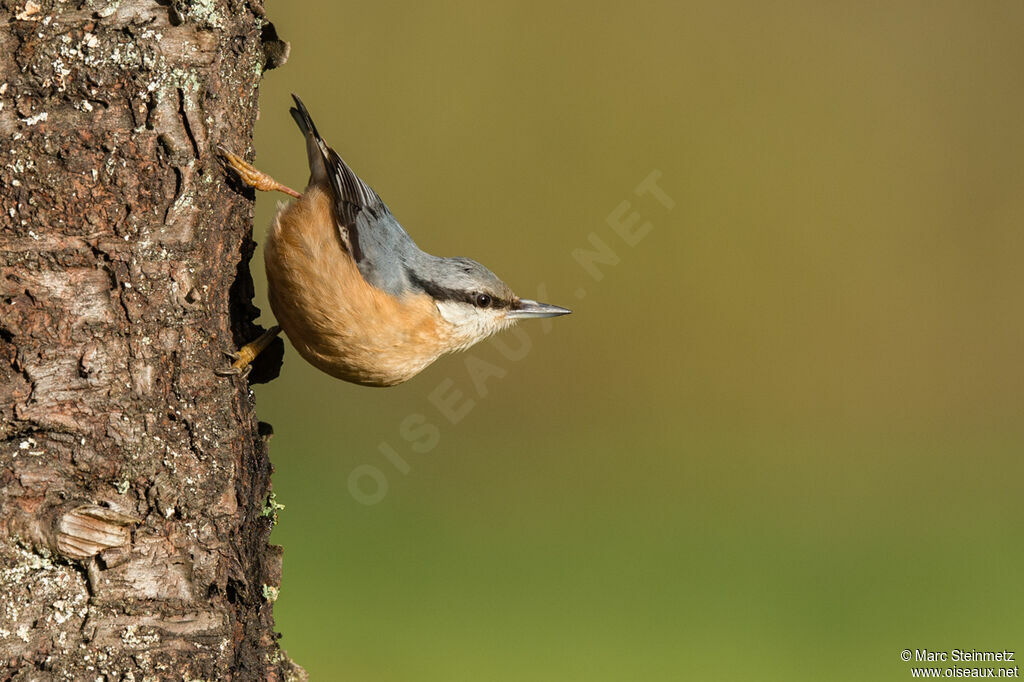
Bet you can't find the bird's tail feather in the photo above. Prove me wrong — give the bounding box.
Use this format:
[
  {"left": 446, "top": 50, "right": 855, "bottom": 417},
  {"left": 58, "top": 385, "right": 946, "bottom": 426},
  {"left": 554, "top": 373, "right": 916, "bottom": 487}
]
[{"left": 290, "top": 94, "right": 330, "bottom": 185}]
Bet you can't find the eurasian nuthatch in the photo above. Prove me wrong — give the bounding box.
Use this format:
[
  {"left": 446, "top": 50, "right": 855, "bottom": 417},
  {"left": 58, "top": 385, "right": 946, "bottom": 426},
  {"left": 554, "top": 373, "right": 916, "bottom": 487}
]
[{"left": 219, "top": 95, "right": 570, "bottom": 387}]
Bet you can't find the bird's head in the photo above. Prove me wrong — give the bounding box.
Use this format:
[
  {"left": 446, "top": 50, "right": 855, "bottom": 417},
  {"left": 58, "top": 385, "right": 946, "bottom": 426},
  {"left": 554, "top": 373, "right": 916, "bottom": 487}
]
[{"left": 409, "top": 257, "right": 571, "bottom": 351}]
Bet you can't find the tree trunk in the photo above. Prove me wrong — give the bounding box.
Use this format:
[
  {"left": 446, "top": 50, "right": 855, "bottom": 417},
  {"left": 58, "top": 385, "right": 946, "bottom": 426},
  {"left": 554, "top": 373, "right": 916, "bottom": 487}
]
[{"left": 0, "top": 0, "right": 301, "bottom": 678}]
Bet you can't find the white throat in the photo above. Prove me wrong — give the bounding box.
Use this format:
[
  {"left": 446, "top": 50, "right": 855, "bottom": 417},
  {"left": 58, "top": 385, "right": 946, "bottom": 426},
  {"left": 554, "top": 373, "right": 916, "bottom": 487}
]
[{"left": 435, "top": 300, "right": 512, "bottom": 350}]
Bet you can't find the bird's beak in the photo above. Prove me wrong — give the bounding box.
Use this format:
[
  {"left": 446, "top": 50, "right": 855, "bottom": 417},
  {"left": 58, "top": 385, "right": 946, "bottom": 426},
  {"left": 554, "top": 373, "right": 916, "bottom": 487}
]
[{"left": 508, "top": 299, "right": 572, "bottom": 319}]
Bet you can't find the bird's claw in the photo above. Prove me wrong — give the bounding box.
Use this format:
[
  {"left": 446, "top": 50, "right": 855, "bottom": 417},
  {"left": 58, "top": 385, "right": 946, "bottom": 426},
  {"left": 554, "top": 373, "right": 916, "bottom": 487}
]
[
  {"left": 215, "top": 353, "right": 253, "bottom": 378},
  {"left": 217, "top": 145, "right": 301, "bottom": 198},
  {"left": 215, "top": 326, "right": 282, "bottom": 379}
]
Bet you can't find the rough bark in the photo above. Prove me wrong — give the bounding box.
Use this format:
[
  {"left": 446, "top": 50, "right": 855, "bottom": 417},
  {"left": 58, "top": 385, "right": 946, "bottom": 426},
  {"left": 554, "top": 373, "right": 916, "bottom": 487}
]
[{"left": 0, "top": 0, "right": 300, "bottom": 679}]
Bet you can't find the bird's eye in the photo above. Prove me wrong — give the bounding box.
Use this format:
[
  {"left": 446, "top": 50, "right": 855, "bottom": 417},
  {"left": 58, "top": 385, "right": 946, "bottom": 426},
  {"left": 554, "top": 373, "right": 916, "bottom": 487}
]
[{"left": 475, "top": 293, "right": 492, "bottom": 308}]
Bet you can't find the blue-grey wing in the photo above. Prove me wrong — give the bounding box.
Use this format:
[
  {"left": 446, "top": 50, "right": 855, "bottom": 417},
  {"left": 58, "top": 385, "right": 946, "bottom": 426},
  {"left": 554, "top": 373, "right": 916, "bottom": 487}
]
[{"left": 290, "top": 94, "right": 424, "bottom": 296}]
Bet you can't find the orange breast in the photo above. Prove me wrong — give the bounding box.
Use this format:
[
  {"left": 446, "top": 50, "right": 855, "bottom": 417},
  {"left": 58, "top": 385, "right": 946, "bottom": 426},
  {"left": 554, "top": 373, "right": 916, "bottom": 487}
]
[{"left": 264, "top": 186, "right": 452, "bottom": 386}]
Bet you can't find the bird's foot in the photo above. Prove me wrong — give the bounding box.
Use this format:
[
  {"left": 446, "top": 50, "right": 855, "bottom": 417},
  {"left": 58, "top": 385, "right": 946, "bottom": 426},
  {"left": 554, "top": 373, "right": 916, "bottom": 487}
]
[
  {"left": 216, "top": 326, "right": 283, "bottom": 378},
  {"left": 217, "top": 146, "right": 301, "bottom": 198}
]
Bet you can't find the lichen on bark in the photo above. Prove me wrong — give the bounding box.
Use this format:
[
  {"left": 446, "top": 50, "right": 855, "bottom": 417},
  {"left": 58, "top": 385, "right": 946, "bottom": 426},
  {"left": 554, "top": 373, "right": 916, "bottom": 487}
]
[{"left": 0, "top": 0, "right": 300, "bottom": 678}]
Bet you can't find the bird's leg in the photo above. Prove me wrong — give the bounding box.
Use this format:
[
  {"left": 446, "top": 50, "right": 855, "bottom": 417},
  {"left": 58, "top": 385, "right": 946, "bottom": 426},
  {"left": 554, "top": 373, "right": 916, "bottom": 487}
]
[
  {"left": 218, "top": 146, "right": 301, "bottom": 198},
  {"left": 216, "top": 326, "right": 283, "bottom": 378}
]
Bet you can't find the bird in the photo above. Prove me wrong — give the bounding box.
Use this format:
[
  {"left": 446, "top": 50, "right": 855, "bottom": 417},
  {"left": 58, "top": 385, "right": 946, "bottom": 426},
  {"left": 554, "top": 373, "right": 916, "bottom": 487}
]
[{"left": 218, "top": 95, "right": 570, "bottom": 387}]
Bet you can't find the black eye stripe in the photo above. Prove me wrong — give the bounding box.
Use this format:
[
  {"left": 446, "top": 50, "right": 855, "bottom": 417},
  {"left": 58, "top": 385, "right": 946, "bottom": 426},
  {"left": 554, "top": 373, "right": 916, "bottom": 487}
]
[{"left": 407, "top": 272, "right": 511, "bottom": 309}]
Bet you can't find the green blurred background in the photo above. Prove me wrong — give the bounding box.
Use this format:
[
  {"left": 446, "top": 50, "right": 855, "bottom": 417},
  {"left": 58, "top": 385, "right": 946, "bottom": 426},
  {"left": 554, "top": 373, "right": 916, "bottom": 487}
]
[{"left": 249, "top": 2, "right": 1024, "bottom": 679}]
